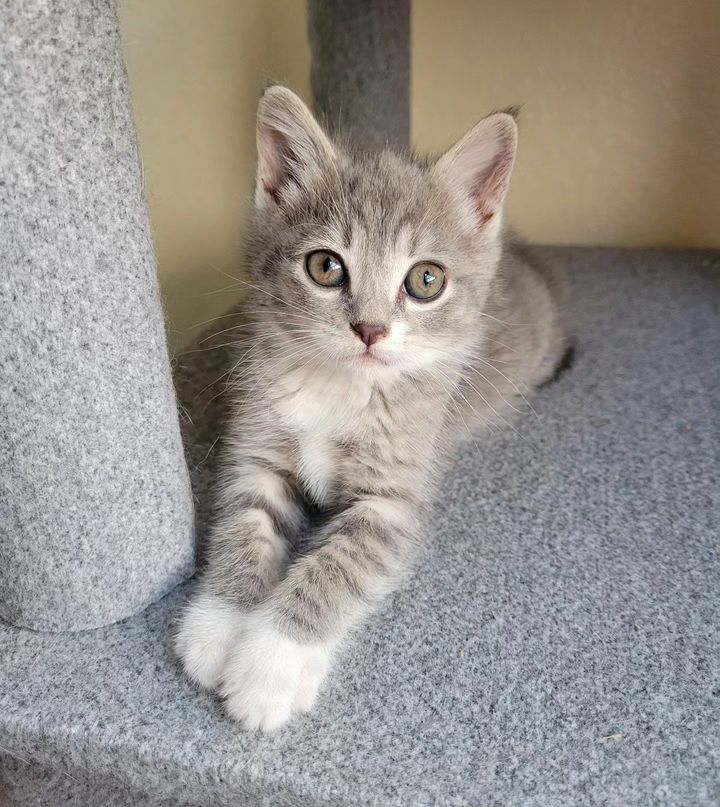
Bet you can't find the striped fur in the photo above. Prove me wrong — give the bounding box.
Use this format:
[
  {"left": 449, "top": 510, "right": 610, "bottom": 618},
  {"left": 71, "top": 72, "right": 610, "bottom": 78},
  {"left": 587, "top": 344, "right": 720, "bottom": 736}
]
[{"left": 176, "top": 87, "right": 568, "bottom": 730}]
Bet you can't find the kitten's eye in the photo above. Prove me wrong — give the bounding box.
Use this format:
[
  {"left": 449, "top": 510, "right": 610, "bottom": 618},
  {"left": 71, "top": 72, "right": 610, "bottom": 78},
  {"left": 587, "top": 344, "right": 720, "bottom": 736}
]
[
  {"left": 404, "top": 262, "right": 446, "bottom": 300},
  {"left": 306, "top": 250, "right": 347, "bottom": 287}
]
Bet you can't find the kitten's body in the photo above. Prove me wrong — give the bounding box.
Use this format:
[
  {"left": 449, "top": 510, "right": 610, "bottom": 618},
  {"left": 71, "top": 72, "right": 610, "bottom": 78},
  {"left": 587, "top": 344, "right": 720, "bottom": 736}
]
[{"left": 176, "top": 89, "right": 569, "bottom": 731}]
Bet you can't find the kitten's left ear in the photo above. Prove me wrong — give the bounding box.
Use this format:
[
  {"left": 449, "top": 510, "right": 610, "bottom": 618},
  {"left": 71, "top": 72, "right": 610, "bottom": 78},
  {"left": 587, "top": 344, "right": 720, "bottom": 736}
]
[
  {"left": 434, "top": 112, "right": 518, "bottom": 232},
  {"left": 255, "top": 86, "right": 336, "bottom": 208}
]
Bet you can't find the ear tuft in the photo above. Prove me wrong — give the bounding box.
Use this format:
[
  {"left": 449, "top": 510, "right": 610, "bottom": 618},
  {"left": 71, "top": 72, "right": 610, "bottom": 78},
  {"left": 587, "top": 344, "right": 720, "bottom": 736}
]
[
  {"left": 498, "top": 104, "right": 522, "bottom": 121},
  {"left": 434, "top": 111, "right": 518, "bottom": 231},
  {"left": 255, "top": 86, "right": 335, "bottom": 208}
]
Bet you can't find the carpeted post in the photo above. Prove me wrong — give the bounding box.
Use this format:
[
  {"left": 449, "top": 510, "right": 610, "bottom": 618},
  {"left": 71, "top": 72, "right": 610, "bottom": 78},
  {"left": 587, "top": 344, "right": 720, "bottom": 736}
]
[
  {"left": 0, "top": 0, "right": 195, "bottom": 631},
  {"left": 307, "top": 0, "right": 411, "bottom": 152}
]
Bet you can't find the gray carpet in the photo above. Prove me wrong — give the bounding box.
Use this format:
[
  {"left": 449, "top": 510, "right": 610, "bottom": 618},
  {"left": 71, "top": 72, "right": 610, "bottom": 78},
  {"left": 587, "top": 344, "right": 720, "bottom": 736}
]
[{"left": 1, "top": 247, "right": 718, "bottom": 805}]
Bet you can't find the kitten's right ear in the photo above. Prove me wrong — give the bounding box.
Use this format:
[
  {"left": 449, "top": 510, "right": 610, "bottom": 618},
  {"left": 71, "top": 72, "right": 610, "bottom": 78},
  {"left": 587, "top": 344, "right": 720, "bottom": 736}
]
[{"left": 255, "top": 86, "right": 336, "bottom": 209}]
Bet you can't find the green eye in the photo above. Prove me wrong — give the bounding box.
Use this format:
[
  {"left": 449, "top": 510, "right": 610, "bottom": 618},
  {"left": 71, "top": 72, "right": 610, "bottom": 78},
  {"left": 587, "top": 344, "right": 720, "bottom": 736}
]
[
  {"left": 404, "top": 262, "right": 446, "bottom": 300},
  {"left": 306, "top": 250, "right": 347, "bottom": 287}
]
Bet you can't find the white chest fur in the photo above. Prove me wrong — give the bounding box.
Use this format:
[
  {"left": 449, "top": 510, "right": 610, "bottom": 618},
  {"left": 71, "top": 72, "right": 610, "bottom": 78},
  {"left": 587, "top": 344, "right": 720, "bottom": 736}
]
[
  {"left": 275, "top": 364, "right": 372, "bottom": 504},
  {"left": 296, "top": 434, "right": 333, "bottom": 504}
]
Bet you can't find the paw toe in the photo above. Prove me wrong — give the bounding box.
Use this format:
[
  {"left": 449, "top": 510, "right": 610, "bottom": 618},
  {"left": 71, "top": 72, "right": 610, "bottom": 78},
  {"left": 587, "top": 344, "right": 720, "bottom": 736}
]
[
  {"left": 224, "top": 685, "right": 294, "bottom": 732},
  {"left": 175, "top": 593, "right": 242, "bottom": 690}
]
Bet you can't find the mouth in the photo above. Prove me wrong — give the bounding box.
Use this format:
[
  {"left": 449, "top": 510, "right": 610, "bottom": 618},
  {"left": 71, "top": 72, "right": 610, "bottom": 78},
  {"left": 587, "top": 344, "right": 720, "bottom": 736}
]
[{"left": 355, "top": 349, "right": 387, "bottom": 367}]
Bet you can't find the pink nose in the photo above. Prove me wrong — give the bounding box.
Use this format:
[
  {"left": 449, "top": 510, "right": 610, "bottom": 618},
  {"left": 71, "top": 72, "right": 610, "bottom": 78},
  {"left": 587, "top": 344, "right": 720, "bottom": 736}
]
[{"left": 351, "top": 322, "right": 388, "bottom": 347}]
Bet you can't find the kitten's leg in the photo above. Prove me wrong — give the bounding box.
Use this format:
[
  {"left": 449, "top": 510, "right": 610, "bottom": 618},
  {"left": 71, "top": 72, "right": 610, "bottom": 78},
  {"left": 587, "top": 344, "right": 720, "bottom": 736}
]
[
  {"left": 219, "top": 494, "right": 421, "bottom": 730},
  {"left": 175, "top": 461, "right": 305, "bottom": 690}
]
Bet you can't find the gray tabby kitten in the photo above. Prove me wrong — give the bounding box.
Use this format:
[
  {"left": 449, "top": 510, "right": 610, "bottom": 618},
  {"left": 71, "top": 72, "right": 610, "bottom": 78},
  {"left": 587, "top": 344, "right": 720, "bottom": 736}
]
[{"left": 175, "top": 86, "right": 569, "bottom": 731}]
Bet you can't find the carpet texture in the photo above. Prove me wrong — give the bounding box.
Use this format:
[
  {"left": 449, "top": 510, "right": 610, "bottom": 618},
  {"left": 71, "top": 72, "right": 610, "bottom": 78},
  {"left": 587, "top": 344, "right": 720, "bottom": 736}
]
[
  {"left": 308, "top": 0, "right": 410, "bottom": 151},
  {"left": 1, "top": 247, "right": 718, "bottom": 805},
  {"left": 0, "top": 0, "right": 195, "bottom": 630}
]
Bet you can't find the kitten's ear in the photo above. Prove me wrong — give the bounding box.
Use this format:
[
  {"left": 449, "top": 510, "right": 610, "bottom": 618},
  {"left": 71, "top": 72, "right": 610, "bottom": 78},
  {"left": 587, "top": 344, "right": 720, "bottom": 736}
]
[
  {"left": 434, "top": 112, "right": 518, "bottom": 232},
  {"left": 255, "top": 86, "right": 336, "bottom": 208}
]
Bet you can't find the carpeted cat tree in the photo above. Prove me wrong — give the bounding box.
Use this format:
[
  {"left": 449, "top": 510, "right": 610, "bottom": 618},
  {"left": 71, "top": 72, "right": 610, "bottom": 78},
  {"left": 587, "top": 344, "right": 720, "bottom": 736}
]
[
  {"left": 1, "top": 1, "right": 718, "bottom": 805},
  {"left": 0, "top": 0, "right": 194, "bottom": 634}
]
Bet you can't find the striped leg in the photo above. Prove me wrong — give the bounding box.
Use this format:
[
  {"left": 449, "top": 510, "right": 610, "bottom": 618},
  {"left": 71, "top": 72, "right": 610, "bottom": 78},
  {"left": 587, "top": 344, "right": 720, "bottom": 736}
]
[
  {"left": 273, "top": 494, "right": 420, "bottom": 641},
  {"left": 219, "top": 494, "right": 421, "bottom": 730},
  {"left": 206, "top": 463, "right": 306, "bottom": 605},
  {"left": 175, "top": 462, "right": 304, "bottom": 691}
]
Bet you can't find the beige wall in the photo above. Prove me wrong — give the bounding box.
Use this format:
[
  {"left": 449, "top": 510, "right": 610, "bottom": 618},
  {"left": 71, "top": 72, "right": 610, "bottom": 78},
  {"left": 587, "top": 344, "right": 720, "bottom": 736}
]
[
  {"left": 413, "top": 0, "right": 720, "bottom": 249},
  {"left": 118, "top": 0, "right": 310, "bottom": 350},
  {"left": 119, "top": 1, "right": 718, "bottom": 346}
]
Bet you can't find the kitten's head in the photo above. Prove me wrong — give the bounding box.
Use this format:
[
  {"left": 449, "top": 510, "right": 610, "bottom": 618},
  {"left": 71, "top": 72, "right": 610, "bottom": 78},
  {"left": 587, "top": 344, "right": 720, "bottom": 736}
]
[{"left": 246, "top": 86, "right": 517, "bottom": 384}]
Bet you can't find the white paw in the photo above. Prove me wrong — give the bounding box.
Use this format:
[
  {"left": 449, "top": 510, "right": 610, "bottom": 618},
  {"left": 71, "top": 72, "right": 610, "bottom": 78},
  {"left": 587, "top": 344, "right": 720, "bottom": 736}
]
[
  {"left": 219, "top": 609, "right": 333, "bottom": 732},
  {"left": 174, "top": 592, "right": 244, "bottom": 690}
]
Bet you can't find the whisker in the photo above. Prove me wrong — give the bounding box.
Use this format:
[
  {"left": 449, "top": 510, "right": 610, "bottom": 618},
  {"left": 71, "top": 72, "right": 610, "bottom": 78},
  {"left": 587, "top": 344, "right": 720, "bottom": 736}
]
[
  {"left": 198, "top": 322, "right": 255, "bottom": 344},
  {"left": 242, "top": 308, "right": 332, "bottom": 328},
  {"left": 461, "top": 369, "right": 527, "bottom": 417},
  {"left": 471, "top": 355, "right": 538, "bottom": 417},
  {"left": 480, "top": 311, "right": 533, "bottom": 328},
  {"left": 217, "top": 275, "right": 336, "bottom": 327},
  {"left": 199, "top": 323, "right": 319, "bottom": 345},
  {"left": 433, "top": 363, "right": 531, "bottom": 446},
  {"left": 481, "top": 334, "right": 517, "bottom": 353},
  {"left": 183, "top": 309, "right": 246, "bottom": 332},
  {"left": 419, "top": 366, "right": 495, "bottom": 452}
]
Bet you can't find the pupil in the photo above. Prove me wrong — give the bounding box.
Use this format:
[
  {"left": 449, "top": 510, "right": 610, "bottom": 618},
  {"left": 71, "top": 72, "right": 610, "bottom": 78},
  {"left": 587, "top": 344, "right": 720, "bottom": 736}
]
[
  {"left": 323, "top": 257, "right": 336, "bottom": 273},
  {"left": 423, "top": 271, "right": 435, "bottom": 286}
]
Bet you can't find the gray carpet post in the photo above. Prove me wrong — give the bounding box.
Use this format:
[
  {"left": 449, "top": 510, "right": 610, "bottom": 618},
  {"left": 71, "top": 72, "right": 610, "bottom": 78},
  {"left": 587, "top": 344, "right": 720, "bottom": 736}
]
[
  {"left": 0, "top": 0, "right": 195, "bottom": 631},
  {"left": 307, "top": 0, "right": 411, "bottom": 151}
]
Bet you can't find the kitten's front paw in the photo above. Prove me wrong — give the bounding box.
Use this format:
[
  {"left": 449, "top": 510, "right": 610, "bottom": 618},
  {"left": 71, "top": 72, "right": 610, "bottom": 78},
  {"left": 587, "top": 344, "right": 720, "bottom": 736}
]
[
  {"left": 175, "top": 592, "right": 244, "bottom": 690},
  {"left": 220, "top": 610, "right": 333, "bottom": 732}
]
